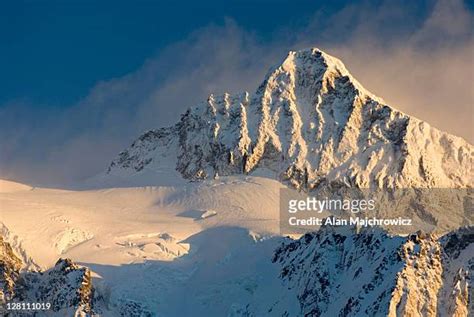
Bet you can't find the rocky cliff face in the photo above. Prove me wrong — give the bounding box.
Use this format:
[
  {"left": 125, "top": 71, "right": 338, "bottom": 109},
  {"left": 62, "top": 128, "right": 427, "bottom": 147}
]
[
  {"left": 271, "top": 223, "right": 473, "bottom": 317},
  {"left": 107, "top": 48, "right": 473, "bottom": 190},
  {"left": 438, "top": 227, "right": 474, "bottom": 317},
  {"left": 0, "top": 236, "right": 96, "bottom": 316},
  {"left": 0, "top": 236, "right": 22, "bottom": 306}
]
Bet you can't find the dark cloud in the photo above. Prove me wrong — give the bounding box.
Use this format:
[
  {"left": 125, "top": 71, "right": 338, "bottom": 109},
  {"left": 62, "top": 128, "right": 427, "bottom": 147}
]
[{"left": 1, "top": 0, "right": 472, "bottom": 186}]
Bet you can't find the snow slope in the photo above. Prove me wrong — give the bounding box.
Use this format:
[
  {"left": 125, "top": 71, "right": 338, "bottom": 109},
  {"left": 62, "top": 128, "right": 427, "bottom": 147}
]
[
  {"left": 0, "top": 177, "right": 283, "bottom": 267},
  {"left": 1, "top": 178, "right": 472, "bottom": 316},
  {"left": 0, "top": 177, "right": 289, "bottom": 315},
  {"left": 0, "top": 179, "right": 32, "bottom": 193}
]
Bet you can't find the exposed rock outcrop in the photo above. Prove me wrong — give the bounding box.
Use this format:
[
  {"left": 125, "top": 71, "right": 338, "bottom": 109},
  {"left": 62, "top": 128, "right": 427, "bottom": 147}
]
[
  {"left": 271, "top": 224, "right": 473, "bottom": 316},
  {"left": 0, "top": 236, "right": 96, "bottom": 316}
]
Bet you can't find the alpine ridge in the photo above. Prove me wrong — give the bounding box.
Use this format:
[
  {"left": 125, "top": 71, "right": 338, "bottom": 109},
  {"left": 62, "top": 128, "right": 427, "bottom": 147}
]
[
  {"left": 0, "top": 236, "right": 96, "bottom": 316},
  {"left": 106, "top": 48, "right": 473, "bottom": 190},
  {"left": 271, "top": 223, "right": 473, "bottom": 317}
]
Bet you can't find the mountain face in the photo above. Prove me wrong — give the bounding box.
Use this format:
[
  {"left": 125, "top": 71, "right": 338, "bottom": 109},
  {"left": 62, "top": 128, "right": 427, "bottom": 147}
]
[
  {"left": 3, "top": 49, "right": 471, "bottom": 316},
  {"left": 106, "top": 48, "right": 472, "bottom": 190},
  {"left": 0, "top": 236, "right": 95, "bottom": 316},
  {"left": 271, "top": 223, "right": 473, "bottom": 317}
]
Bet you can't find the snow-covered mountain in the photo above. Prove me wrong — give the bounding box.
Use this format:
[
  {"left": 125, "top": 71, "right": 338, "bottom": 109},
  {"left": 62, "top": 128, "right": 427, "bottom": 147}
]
[
  {"left": 0, "top": 236, "right": 95, "bottom": 316},
  {"left": 271, "top": 222, "right": 473, "bottom": 316},
  {"left": 106, "top": 48, "right": 472, "bottom": 190},
  {"left": 0, "top": 49, "right": 472, "bottom": 316}
]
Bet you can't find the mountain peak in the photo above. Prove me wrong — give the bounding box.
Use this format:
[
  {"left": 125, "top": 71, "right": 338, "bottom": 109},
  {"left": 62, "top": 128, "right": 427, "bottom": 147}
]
[
  {"left": 277, "top": 47, "right": 383, "bottom": 102},
  {"left": 105, "top": 49, "right": 473, "bottom": 190},
  {"left": 283, "top": 47, "right": 342, "bottom": 70}
]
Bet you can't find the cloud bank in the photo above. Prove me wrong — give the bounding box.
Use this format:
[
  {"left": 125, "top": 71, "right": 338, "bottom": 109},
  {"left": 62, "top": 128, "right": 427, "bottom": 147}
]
[{"left": 1, "top": 0, "right": 472, "bottom": 186}]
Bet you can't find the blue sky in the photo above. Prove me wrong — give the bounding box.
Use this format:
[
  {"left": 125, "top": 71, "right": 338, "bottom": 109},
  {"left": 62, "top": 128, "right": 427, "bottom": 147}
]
[
  {"left": 1, "top": 0, "right": 472, "bottom": 185},
  {"left": 1, "top": 0, "right": 358, "bottom": 106}
]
